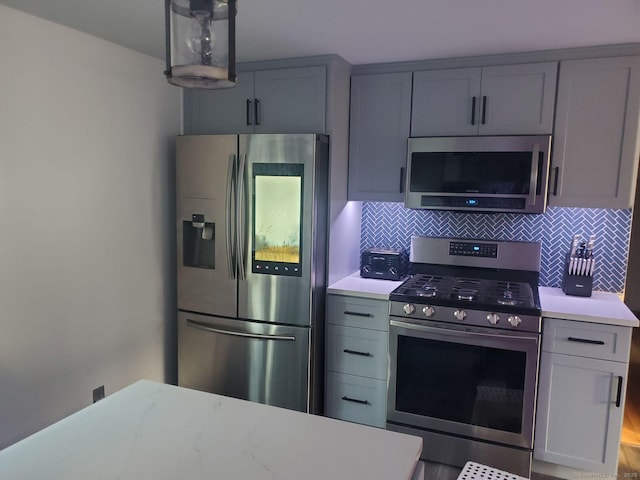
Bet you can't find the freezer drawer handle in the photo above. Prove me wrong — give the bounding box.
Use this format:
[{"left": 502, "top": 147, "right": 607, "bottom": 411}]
[
  {"left": 341, "top": 396, "right": 370, "bottom": 405},
  {"left": 343, "top": 349, "right": 372, "bottom": 357},
  {"left": 567, "top": 336, "right": 605, "bottom": 345},
  {"left": 343, "top": 311, "right": 372, "bottom": 318},
  {"left": 186, "top": 319, "right": 296, "bottom": 341}
]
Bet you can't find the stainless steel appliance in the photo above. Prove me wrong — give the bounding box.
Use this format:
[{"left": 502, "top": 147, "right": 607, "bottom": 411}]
[
  {"left": 405, "top": 135, "right": 552, "bottom": 213},
  {"left": 386, "top": 236, "right": 542, "bottom": 477},
  {"left": 176, "top": 134, "right": 329, "bottom": 414}
]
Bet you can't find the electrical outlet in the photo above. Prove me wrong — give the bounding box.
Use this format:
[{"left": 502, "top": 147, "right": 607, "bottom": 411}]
[{"left": 92, "top": 385, "right": 105, "bottom": 403}]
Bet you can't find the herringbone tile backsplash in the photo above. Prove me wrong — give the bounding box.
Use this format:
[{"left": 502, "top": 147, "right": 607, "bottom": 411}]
[{"left": 360, "top": 203, "right": 632, "bottom": 292}]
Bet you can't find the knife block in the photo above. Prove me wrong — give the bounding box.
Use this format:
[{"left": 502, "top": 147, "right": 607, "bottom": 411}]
[{"left": 561, "top": 254, "right": 593, "bottom": 297}]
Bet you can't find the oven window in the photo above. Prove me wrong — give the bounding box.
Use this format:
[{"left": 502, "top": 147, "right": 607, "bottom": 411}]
[{"left": 395, "top": 335, "right": 526, "bottom": 434}]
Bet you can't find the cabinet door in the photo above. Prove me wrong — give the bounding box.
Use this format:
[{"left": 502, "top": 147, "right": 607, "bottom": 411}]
[
  {"left": 253, "top": 66, "right": 326, "bottom": 134},
  {"left": 411, "top": 68, "right": 481, "bottom": 136},
  {"left": 183, "top": 72, "right": 255, "bottom": 134},
  {"left": 534, "top": 351, "right": 627, "bottom": 473},
  {"left": 549, "top": 56, "right": 640, "bottom": 209},
  {"left": 348, "top": 72, "right": 412, "bottom": 202},
  {"left": 478, "top": 62, "right": 557, "bottom": 135}
]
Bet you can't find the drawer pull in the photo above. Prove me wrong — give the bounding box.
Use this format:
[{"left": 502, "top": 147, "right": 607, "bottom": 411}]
[
  {"left": 567, "top": 336, "right": 605, "bottom": 345},
  {"left": 341, "top": 396, "right": 370, "bottom": 405},
  {"left": 343, "top": 349, "right": 372, "bottom": 357},
  {"left": 615, "top": 376, "right": 624, "bottom": 408},
  {"left": 344, "top": 311, "right": 373, "bottom": 318}
]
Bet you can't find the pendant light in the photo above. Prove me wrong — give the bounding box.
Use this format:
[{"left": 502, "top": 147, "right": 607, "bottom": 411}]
[{"left": 165, "top": 0, "right": 237, "bottom": 88}]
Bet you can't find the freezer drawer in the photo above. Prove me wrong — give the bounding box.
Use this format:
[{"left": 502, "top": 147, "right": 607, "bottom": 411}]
[{"left": 178, "top": 311, "right": 311, "bottom": 412}]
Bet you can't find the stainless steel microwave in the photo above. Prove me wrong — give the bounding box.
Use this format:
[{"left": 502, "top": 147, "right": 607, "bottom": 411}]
[{"left": 405, "top": 135, "right": 552, "bottom": 214}]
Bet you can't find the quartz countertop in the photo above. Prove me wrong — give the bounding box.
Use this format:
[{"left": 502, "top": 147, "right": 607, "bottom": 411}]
[
  {"left": 0, "top": 380, "right": 422, "bottom": 480},
  {"left": 539, "top": 286, "right": 639, "bottom": 327},
  {"left": 327, "top": 271, "right": 405, "bottom": 300}
]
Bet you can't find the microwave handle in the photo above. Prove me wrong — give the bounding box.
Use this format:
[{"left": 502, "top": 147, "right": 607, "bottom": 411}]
[
  {"left": 528, "top": 144, "right": 540, "bottom": 207},
  {"left": 399, "top": 167, "right": 405, "bottom": 193}
]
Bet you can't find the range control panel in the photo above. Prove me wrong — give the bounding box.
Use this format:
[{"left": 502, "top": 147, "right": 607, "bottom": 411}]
[{"left": 449, "top": 241, "right": 498, "bottom": 258}]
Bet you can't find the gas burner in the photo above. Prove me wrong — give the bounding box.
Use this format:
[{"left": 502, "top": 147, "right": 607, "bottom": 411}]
[
  {"left": 416, "top": 286, "right": 438, "bottom": 297},
  {"left": 452, "top": 287, "right": 478, "bottom": 302}
]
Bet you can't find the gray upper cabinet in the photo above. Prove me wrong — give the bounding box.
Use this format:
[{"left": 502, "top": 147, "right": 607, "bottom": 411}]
[
  {"left": 348, "top": 72, "right": 412, "bottom": 202},
  {"left": 184, "top": 66, "right": 326, "bottom": 135},
  {"left": 549, "top": 56, "right": 640, "bottom": 209},
  {"left": 411, "top": 62, "right": 557, "bottom": 137}
]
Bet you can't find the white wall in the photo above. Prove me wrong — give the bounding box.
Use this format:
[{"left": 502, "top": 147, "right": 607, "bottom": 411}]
[{"left": 0, "top": 6, "right": 181, "bottom": 449}]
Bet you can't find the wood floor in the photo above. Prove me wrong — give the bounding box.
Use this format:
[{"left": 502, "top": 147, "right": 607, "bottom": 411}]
[
  {"left": 422, "top": 326, "right": 640, "bottom": 480},
  {"left": 622, "top": 326, "right": 640, "bottom": 445}
]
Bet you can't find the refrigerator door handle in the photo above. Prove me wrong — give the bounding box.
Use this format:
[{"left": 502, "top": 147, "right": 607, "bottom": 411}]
[
  {"left": 237, "top": 153, "right": 247, "bottom": 281},
  {"left": 186, "top": 319, "right": 296, "bottom": 341},
  {"left": 226, "top": 154, "right": 237, "bottom": 280}
]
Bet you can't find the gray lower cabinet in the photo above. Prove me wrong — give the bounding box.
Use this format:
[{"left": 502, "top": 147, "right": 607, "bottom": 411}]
[
  {"left": 325, "top": 294, "right": 389, "bottom": 428},
  {"left": 184, "top": 66, "right": 326, "bottom": 134},
  {"left": 534, "top": 318, "right": 632, "bottom": 473},
  {"left": 411, "top": 62, "right": 557, "bottom": 137},
  {"left": 549, "top": 56, "right": 640, "bottom": 209},
  {"left": 347, "top": 72, "right": 412, "bottom": 202}
]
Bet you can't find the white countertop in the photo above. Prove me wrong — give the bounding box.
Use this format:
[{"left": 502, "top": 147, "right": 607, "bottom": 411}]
[
  {"left": 539, "top": 286, "right": 639, "bottom": 327},
  {"left": 327, "top": 271, "right": 405, "bottom": 300},
  {"left": 327, "top": 273, "right": 639, "bottom": 328},
  {"left": 0, "top": 380, "right": 422, "bottom": 480}
]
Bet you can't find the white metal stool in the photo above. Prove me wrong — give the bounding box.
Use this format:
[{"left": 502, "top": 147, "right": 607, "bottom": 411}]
[{"left": 456, "top": 461, "right": 529, "bottom": 480}]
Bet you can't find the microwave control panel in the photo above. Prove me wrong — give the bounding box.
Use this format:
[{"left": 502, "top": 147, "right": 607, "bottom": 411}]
[{"left": 449, "top": 241, "right": 498, "bottom": 258}]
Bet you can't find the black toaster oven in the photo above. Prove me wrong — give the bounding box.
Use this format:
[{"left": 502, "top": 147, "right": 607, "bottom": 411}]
[{"left": 360, "top": 248, "right": 406, "bottom": 281}]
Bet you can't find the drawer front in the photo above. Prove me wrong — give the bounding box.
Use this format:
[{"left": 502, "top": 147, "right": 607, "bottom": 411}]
[
  {"left": 542, "top": 317, "right": 632, "bottom": 362},
  {"left": 325, "top": 372, "right": 387, "bottom": 428},
  {"left": 327, "top": 324, "right": 388, "bottom": 380},
  {"left": 327, "top": 295, "right": 389, "bottom": 331}
]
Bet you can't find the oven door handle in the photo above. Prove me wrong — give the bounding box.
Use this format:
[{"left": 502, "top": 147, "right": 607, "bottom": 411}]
[{"left": 390, "top": 319, "right": 538, "bottom": 343}]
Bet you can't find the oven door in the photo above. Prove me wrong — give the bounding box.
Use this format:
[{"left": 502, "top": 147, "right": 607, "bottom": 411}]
[{"left": 387, "top": 318, "right": 540, "bottom": 449}]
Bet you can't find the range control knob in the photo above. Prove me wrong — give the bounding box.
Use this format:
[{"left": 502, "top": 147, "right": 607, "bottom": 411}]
[
  {"left": 508, "top": 315, "right": 522, "bottom": 327},
  {"left": 389, "top": 266, "right": 398, "bottom": 276},
  {"left": 487, "top": 313, "right": 500, "bottom": 325},
  {"left": 422, "top": 306, "right": 435, "bottom": 317},
  {"left": 403, "top": 304, "right": 416, "bottom": 315},
  {"left": 453, "top": 309, "right": 466, "bottom": 321}
]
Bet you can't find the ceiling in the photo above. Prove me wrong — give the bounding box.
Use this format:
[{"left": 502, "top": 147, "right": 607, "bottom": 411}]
[{"left": 2, "top": 0, "right": 640, "bottom": 65}]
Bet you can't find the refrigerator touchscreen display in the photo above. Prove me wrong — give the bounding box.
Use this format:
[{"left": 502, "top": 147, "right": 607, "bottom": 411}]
[{"left": 252, "top": 163, "right": 304, "bottom": 277}]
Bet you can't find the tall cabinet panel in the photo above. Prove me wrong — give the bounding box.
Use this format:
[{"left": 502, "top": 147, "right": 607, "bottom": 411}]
[
  {"left": 549, "top": 56, "right": 640, "bottom": 209},
  {"left": 411, "top": 68, "right": 481, "bottom": 136},
  {"left": 348, "top": 72, "right": 412, "bottom": 202},
  {"left": 479, "top": 62, "right": 557, "bottom": 135}
]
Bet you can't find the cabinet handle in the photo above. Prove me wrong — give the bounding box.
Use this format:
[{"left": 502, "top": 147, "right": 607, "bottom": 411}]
[
  {"left": 246, "top": 99, "right": 253, "bottom": 125},
  {"left": 343, "top": 349, "right": 372, "bottom": 357},
  {"left": 615, "top": 376, "right": 623, "bottom": 408},
  {"left": 341, "top": 396, "right": 370, "bottom": 405},
  {"left": 552, "top": 166, "right": 560, "bottom": 196},
  {"left": 481, "top": 96, "right": 487, "bottom": 125},
  {"left": 399, "top": 167, "right": 405, "bottom": 193},
  {"left": 471, "top": 96, "right": 476, "bottom": 125},
  {"left": 254, "top": 98, "right": 261, "bottom": 125},
  {"left": 567, "top": 336, "right": 605, "bottom": 345},
  {"left": 344, "top": 311, "right": 372, "bottom": 317}
]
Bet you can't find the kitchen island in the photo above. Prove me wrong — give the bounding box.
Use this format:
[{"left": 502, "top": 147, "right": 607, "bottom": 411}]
[{"left": 0, "top": 380, "right": 423, "bottom": 480}]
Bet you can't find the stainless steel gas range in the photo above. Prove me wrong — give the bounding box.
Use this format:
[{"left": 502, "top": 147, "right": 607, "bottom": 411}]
[{"left": 386, "top": 236, "right": 542, "bottom": 477}]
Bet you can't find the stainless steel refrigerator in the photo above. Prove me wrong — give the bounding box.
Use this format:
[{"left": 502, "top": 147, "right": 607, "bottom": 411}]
[{"left": 176, "top": 134, "right": 329, "bottom": 414}]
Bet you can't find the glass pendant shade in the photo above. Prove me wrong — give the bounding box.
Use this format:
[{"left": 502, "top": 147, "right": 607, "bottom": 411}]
[{"left": 165, "top": 0, "right": 236, "bottom": 88}]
